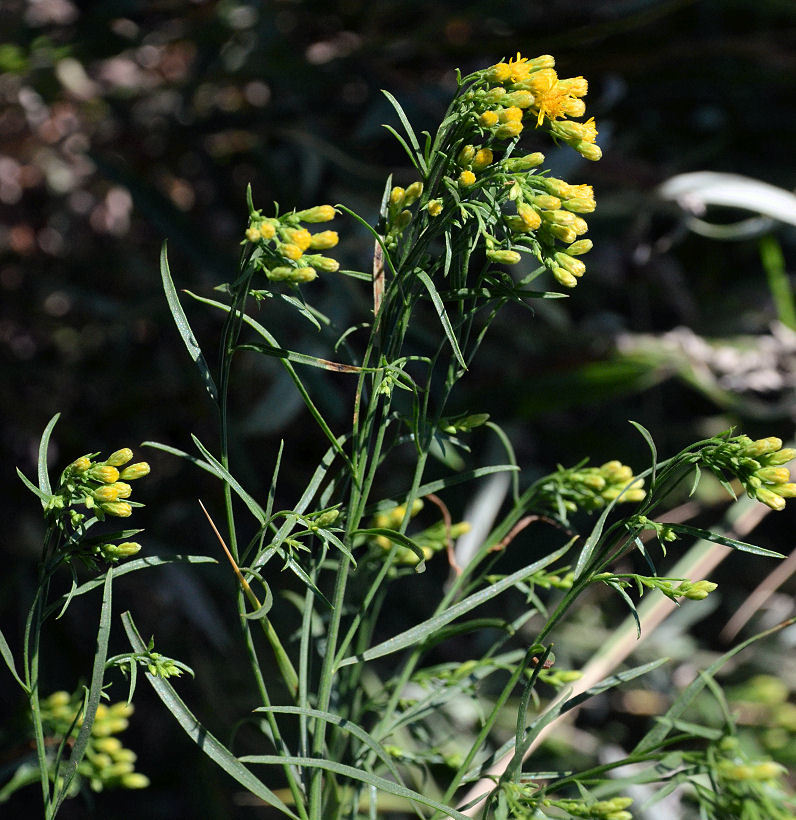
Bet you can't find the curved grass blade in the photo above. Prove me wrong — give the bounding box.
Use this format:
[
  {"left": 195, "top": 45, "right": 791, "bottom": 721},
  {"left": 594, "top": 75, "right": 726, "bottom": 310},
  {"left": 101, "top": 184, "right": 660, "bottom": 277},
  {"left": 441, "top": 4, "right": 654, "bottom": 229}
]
[
  {"left": 52, "top": 569, "right": 113, "bottom": 814},
  {"left": 38, "top": 412, "right": 60, "bottom": 497},
  {"left": 416, "top": 270, "right": 466, "bottom": 370},
  {"left": 381, "top": 90, "right": 428, "bottom": 174},
  {"left": 240, "top": 756, "right": 467, "bottom": 819},
  {"left": 0, "top": 626, "right": 28, "bottom": 692},
  {"left": 45, "top": 555, "right": 216, "bottom": 618},
  {"left": 666, "top": 523, "right": 784, "bottom": 558},
  {"left": 338, "top": 541, "right": 572, "bottom": 667},
  {"left": 16, "top": 467, "right": 51, "bottom": 505},
  {"left": 629, "top": 420, "right": 658, "bottom": 485},
  {"left": 122, "top": 612, "right": 299, "bottom": 819},
  {"left": 254, "top": 706, "right": 405, "bottom": 784},
  {"left": 192, "top": 435, "right": 266, "bottom": 524},
  {"left": 382, "top": 125, "right": 422, "bottom": 174},
  {"left": 160, "top": 242, "right": 218, "bottom": 403},
  {"left": 235, "top": 342, "right": 364, "bottom": 374},
  {"left": 142, "top": 440, "right": 218, "bottom": 475}
]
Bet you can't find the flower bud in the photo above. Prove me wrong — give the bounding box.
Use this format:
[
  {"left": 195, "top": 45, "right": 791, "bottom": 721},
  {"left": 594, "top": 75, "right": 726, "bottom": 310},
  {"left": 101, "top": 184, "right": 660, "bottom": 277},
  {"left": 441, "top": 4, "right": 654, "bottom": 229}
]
[
  {"left": 561, "top": 97, "right": 586, "bottom": 117},
  {"left": 504, "top": 90, "right": 533, "bottom": 108},
  {"left": 566, "top": 239, "right": 593, "bottom": 256},
  {"left": 494, "top": 121, "right": 523, "bottom": 140},
  {"left": 258, "top": 220, "right": 277, "bottom": 239},
  {"left": 487, "top": 249, "right": 522, "bottom": 265},
  {"left": 498, "top": 106, "right": 523, "bottom": 123},
  {"left": 101, "top": 501, "right": 133, "bottom": 518},
  {"left": 504, "top": 152, "right": 544, "bottom": 171},
  {"left": 558, "top": 76, "right": 588, "bottom": 97},
  {"left": 773, "top": 482, "right": 796, "bottom": 498},
  {"left": 457, "top": 145, "right": 476, "bottom": 166},
  {"left": 757, "top": 466, "right": 790, "bottom": 484},
  {"left": 518, "top": 203, "right": 541, "bottom": 230},
  {"left": 743, "top": 436, "right": 783, "bottom": 457},
  {"left": 765, "top": 447, "right": 796, "bottom": 465},
  {"left": 563, "top": 196, "right": 596, "bottom": 213},
  {"left": 292, "top": 267, "right": 318, "bottom": 282},
  {"left": 389, "top": 186, "right": 405, "bottom": 207},
  {"left": 572, "top": 216, "right": 589, "bottom": 235},
  {"left": 529, "top": 194, "right": 561, "bottom": 210},
  {"left": 427, "top": 199, "right": 443, "bottom": 217},
  {"left": 458, "top": 170, "right": 476, "bottom": 187},
  {"left": 576, "top": 141, "right": 602, "bottom": 161},
  {"left": 92, "top": 485, "right": 120, "bottom": 503},
  {"left": 69, "top": 456, "right": 92, "bottom": 474},
  {"left": 115, "top": 542, "right": 142, "bottom": 558},
  {"left": 552, "top": 266, "right": 577, "bottom": 288},
  {"left": 245, "top": 226, "right": 261, "bottom": 242},
  {"left": 285, "top": 227, "right": 312, "bottom": 250},
  {"left": 482, "top": 86, "right": 507, "bottom": 104},
  {"left": 403, "top": 181, "right": 423, "bottom": 205},
  {"left": 296, "top": 205, "right": 336, "bottom": 223},
  {"left": 119, "top": 462, "right": 150, "bottom": 481},
  {"left": 280, "top": 243, "right": 303, "bottom": 261},
  {"left": 485, "top": 63, "right": 511, "bottom": 83},
  {"left": 471, "top": 148, "right": 493, "bottom": 171},
  {"left": 308, "top": 230, "right": 339, "bottom": 250},
  {"left": 106, "top": 448, "right": 134, "bottom": 467},
  {"left": 307, "top": 255, "right": 339, "bottom": 272},
  {"left": 315, "top": 509, "right": 340, "bottom": 527},
  {"left": 89, "top": 465, "right": 120, "bottom": 484},
  {"left": 755, "top": 487, "right": 786, "bottom": 511},
  {"left": 121, "top": 772, "right": 150, "bottom": 789},
  {"left": 395, "top": 210, "right": 412, "bottom": 229},
  {"left": 547, "top": 224, "right": 578, "bottom": 244},
  {"left": 554, "top": 252, "right": 586, "bottom": 277},
  {"left": 478, "top": 111, "right": 499, "bottom": 128}
]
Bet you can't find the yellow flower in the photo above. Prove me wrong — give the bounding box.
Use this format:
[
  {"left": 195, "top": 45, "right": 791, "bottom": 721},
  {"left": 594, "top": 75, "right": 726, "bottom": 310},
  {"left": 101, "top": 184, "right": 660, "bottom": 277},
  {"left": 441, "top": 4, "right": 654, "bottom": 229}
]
[
  {"left": 478, "top": 110, "right": 499, "bottom": 128},
  {"left": 471, "top": 148, "right": 493, "bottom": 170},
  {"left": 498, "top": 106, "right": 523, "bottom": 123},
  {"left": 309, "top": 230, "right": 339, "bottom": 250},
  {"left": 459, "top": 170, "right": 476, "bottom": 187},
  {"left": 427, "top": 199, "right": 443, "bottom": 217},
  {"left": 285, "top": 228, "right": 312, "bottom": 251},
  {"left": 518, "top": 203, "right": 541, "bottom": 230},
  {"left": 245, "top": 226, "right": 261, "bottom": 242},
  {"left": 281, "top": 243, "right": 303, "bottom": 261},
  {"left": 258, "top": 220, "right": 277, "bottom": 239},
  {"left": 485, "top": 62, "right": 511, "bottom": 83},
  {"left": 558, "top": 76, "right": 588, "bottom": 97},
  {"left": 106, "top": 448, "right": 133, "bottom": 467},
  {"left": 296, "top": 205, "right": 336, "bottom": 223},
  {"left": 494, "top": 121, "right": 523, "bottom": 139}
]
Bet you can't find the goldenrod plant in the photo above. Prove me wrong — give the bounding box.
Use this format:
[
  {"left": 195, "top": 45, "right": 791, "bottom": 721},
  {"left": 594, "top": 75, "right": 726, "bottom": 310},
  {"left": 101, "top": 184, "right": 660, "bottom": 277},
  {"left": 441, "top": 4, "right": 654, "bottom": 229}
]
[{"left": 5, "top": 54, "right": 795, "bottom": 818}]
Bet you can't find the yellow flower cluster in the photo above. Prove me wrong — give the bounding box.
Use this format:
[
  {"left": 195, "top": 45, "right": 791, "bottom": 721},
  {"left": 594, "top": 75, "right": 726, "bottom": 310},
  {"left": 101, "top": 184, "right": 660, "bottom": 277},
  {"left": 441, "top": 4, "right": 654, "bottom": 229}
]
[
  {"left": 385, "top": 181, "right": 424, "bottom": 248},
  {"left": 63, "top": 447, "right": 150, "bottom": 523},
  {"left": 245, "top": 204, "right": 340, "bottom": 284},
  {"left": 481, "top": 54, "right": 600, "bottom": 160},
  {"left": 39, "top": 691, "right": 148, "bottom": 793}
]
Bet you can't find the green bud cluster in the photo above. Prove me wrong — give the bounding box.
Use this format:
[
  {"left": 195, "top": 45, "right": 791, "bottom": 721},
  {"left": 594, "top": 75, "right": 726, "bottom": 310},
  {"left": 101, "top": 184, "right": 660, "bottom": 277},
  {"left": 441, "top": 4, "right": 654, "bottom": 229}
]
[
  {"left": 38, "top": 690, "right": 148, "bottom": 794},
  {"left": 383, "top": 181, "right": 424, "bottom": 249},
  {"left": 245, "top": 201, "right": 340, "bottom": 285},
  {"left": 597, "top": 571, "right": 718, "bottom": 603},
  {"left": 700, "top": 435, "right": 796, "bottom": 511},
  {"left": 553, "top": 796, "right": 634, "bottom": 819},
  {"left": 538, "top": 459, "right": 645, "bottom": 519}
]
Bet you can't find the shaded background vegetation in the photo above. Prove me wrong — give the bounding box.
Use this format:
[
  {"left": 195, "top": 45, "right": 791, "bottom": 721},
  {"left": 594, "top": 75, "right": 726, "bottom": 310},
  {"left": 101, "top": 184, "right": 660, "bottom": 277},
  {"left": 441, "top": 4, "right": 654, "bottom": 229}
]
[{"left": 1, "top": 0, "right": 794, "bottom": 816}]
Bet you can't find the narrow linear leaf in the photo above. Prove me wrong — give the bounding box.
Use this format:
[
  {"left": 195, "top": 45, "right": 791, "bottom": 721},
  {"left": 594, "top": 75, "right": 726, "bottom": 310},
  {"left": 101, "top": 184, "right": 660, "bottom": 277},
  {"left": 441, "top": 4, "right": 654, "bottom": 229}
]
[
  {"left": 241, "top": 756, "right": 467, "bottom": 819},
  {"left": 629, "top": 420, "right": 658, "bottom": 485},
  {"left": 561, "top": 658, "right": 669, "bottom": 713},
  {"left": 381, "top": 124, "right": 421, "bottom": 173},
  {"left": 416, "top": 269, "right": 466, "bottom": 370},
  {"left": 608, "top": 579, "right": 642, "bottom": 638},
  {"left": 353, "top": 528, "right": 425, "bottom": 572},
  {"left": 122, "top": 612, "right": 298, "bottom": 819},
  {"left": 235, "top": 342, "right": 364, "bottom": 374},
  {"left": 192, "top": 435, "right": 266, "bottom": 524},
  {"left": 666, "top": 523, "right": 784, "bottom": 558},
  {"left": 52, "top": 569, "right": 113, "bottom": 813},
  {"left": 38, "top": 412, "right": 60, "bottom": 497},
  {"left": 45, "top": 555, "right": 216, "bottom": 618},
  {"left": 142, "top": 441, "right": 217, "bottom": 475},
  {"left": 16, "top": 467, "right": 51, "bottom": 505},
  {"left": 254, "top": 706, "right": 405, "bottom": 785},
  {"left": 381, "top": 90, "right": 428, "bottom": 174},
  {"left": 0, "top": 627, "right": 28, "bottom": 692},
  {"left": 339, "top": 541, "right": 572, "bottom": 667},
  {"left": 160, "top": 242, "right": 218, "bottom": 403}
]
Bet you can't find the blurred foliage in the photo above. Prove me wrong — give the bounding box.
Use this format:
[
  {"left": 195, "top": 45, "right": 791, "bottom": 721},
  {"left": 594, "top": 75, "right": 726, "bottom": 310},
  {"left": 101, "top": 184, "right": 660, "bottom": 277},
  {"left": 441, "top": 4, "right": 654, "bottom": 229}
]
[{"left": 1, "top": 0, "right": 794, "bottom": 816}]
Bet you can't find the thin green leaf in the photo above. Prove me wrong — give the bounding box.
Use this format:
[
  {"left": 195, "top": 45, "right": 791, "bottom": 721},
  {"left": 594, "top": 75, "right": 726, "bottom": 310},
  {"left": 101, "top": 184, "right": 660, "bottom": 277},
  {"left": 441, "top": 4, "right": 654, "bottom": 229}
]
[
  {"left": 265, "top": 440, "right": 284, "bottom": 525},
  {"left": 353, "top": 528, "right": 425, "bottom": 572},
  {"left": 122, "top": 612, "right": 298, "bottom": 819},
  {"left": 45, "top": 555, "right": 216, "bottom": 618},
  {"left": 381, "top": 124, "right": 421, "bottom": 173},
  {"left": 254, "top": 706, "right": 405, "bottom": 784},
  {"left": 241, "top": 755, "right": 467, "bottom": 819},
  {"left": 629, "top": 420, "right": 658, "bottom": 485},
  {"left": 381, "top": 90, "right": 427, "bottom": 174},
  {"left": 561, "top": 658, "right": 669, "bottom": 713},
  {"left": 235, "top": 342, "right": 363, "bottom": 374},
  {"left": 0, "top": 627, "right": 28, "bottom": 692},
  {"left": 338, "top": 541, "right": 572, "bottom": 667},
  {"left": 665, "top": 523, "right": 784, "bottom": 558},
  {"left": 16, "top": 467, "right": 51, "bottom": 505},
  {"left": 607, "top": 579, "right": 642, "bottom": 638},
  {"left": 52, "top": 569, "right": 113, "bottom": 813},
  {"left": 160, "top": 241, "right": 218, "bottom": 403},
  {"left": 192, "top": 435, "right": 266, "bottom": 524},
  {"left": 142, "top": 441, "right": 217, "bottom": 475},
  {"left": 416, "top": 269, "right": 466, "bottom": 370},
  {"left": 38, "top": 412, "right": 60, "bottom": 497}
]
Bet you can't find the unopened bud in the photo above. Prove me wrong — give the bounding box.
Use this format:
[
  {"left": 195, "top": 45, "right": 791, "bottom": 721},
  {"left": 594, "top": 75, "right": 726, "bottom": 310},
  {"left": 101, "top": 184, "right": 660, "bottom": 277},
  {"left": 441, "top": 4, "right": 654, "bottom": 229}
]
[
  {"left": 471, "top": 148, "right": 493, "bottom": 171},
  {"left": 427, "top": 199, "right": 443, "bottom": 217},
  {"left": 89, "top": 465, "right": 120, "bottom": 484},
  {"left": 576, "top": 141, "right": 602, "bottom": 161},
  {"left": 457, "top": 145, "right": 476, "bottom": 166},
  {"left": 487, "top": 249, "right": 522, "bottom": 265},
  {"left": 308, "top": 230, "right": 339, "bottom": 250},
  {"left": 458, "top": 170, "right": 476, "bottom": 187},
  {"left": 106, "top": 448, "right": 134, "bottom": 467},
  {"left": 494, "top": 121, "right": 523, "bottom": 140},
  {"left": 403, "top": 181, "right": 423, "bottom": 205},
  {"left": 504, "top": 152, "right": 544, "bottom": 171},
  {"left": 70, "top": 456, "right": 92, "bottom": 474},
  {"left": 389, "top": 186, "right": 405, "bottom": 207},
  {"left": 756, "top": 487, "right": 786, "bottom": 511},
  {"left": 93, "top": 485, "right": 120, "bottom": 503},
  {"left": 296, "top": 205, "right": 336, "bottom": 223},
  {"left": 757, "top": 466, "right": 790, "bottom": 484},
  {"left": 119, "top": 462, "right": 150, "bottom": 481},
  {"left": 101, "top": 501, "right": 133, "bottom": 518},
  {"left": 566, "top": 239, "right": 593, "bottom": 256}
]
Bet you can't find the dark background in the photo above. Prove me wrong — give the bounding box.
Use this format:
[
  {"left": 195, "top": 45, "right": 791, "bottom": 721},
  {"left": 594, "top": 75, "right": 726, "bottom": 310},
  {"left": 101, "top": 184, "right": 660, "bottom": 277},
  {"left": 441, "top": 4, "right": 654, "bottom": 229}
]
[{"left": 1, "top": 0, "right": 794, "bottom": 816}]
